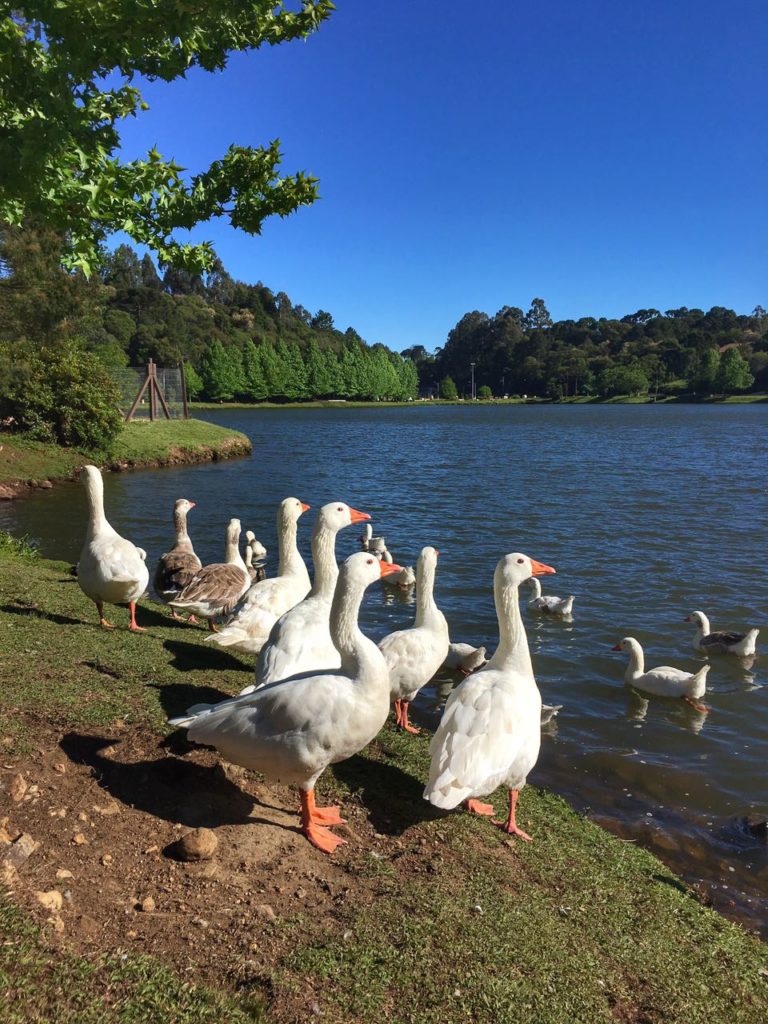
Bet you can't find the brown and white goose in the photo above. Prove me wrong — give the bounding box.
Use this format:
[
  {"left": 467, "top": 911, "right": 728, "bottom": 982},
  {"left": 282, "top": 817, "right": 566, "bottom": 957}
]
[
  {"left": 153, "top": 498, "right": 202, "bottom": 619},
  {"left": 685, "top": 611, "right": 759, "bottom": 657},
  {"left": 169, "top": 518, "right": 250, "bottom": 631}
]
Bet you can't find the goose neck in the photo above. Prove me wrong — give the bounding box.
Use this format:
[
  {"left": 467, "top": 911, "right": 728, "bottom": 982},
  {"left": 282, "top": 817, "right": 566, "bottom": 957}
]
[
  {"left": 529, "top": 578, "right": 542, "bottom": 599},
  {"left": 277, "top": 513, "right": 303, "bottom": 576},
  {"left": 309, "top": 523, "right": 339, "bottom": 601},
  {"left": 173, "top": 508, "right": 193, "bottom": 552},
  {"left": 83, "top": 469, "right": 109, "bottom": 536},
  {"left": 414, "top": 559, "right": 437, "bottom": 627},
  {"left": 492, "top": 575, "right": 532, "bottom": 674},
  {"left": 625, "top": 642, "right": 644, "bottom": 679},
  {"left": 225, "top": 534, "right": 247, "bottom": 574}
]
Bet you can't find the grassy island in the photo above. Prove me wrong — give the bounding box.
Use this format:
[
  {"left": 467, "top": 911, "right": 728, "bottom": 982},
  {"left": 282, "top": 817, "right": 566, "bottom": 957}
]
[
  {"left": 0, "top": 419, "right": 251, "bottom": 499},
  {"left": 0, "top": 539, "right": 765, "bottom": 1023}
]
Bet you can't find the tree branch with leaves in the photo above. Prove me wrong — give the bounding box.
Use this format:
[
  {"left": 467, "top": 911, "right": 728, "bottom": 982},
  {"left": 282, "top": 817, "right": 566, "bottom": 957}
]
[{"left": 0, "top": 1, "right": 335, "bottom": 273}]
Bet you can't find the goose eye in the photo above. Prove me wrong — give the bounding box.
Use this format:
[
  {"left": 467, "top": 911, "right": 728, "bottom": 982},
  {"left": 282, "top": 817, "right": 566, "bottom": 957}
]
[
  {"left": 366, "top": 558, "right": 374, "bottom": 565},
  {"left": 517, "top": 558, "right": 524, "bottom": 564},
  {"left": 337, "top": 506, "right": 343, "bottom": 512}
]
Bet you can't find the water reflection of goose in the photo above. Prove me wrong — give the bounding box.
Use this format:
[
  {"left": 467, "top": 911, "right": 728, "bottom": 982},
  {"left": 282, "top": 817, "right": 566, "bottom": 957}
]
[
  {"left": 685, "top": 610, "right": 759, "bottom": 658},
  {"left": 613, "top": 637, "right": 710, "bottom": 713},
  {"left": 624, "top": 689, "right": 708, "bottom": 735}
]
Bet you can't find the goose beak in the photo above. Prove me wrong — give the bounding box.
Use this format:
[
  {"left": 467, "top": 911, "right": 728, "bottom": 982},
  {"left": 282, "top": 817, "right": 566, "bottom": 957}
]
[
  {"left": 300, "top": 502, "right": 311, "bottom": 513},
  {"left": 684, "top": 615, "right": 691, "bottom": 622},
  {"left": 530, "top": 559, "right": 556, "bottom": 576},
  {"left": 348, "top": 508, "right": 371, "bottom": 524},
  {"left": 611, "top": 643, "right": 622, "bottom": 651},
  {"left": 380, "top": 560, "right": 403, "bottom": 578},
  {"left": 189, "top": 501, "right": 196, "bottom": 508}
]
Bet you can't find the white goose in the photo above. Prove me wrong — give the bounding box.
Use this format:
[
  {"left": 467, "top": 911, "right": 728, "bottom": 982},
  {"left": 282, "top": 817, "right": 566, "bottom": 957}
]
[
  {"left": 169, "top": 518, "right": 251, "bottom": 631},
  {"left": 250, "top": 502, "right": 371, "bottom": 689},
  {"left": 168, "top": 552, "right": 403, "bottom": 854},
  {"left": 77, "top": 465, "right": 149, "bottom": 631},
  {"left": 527, "top": 577, "right": 574, "bottom": 616},
  {"left": 685, "top": 611, "right": 759, "bottom": 657},
  {"left": 360, "top": 522, "right": 373, "bottom": 550},
  {"left": 153, "top": 498, "right": 202, "bottom": 619},
  {"left": 612, "top": 637, "right": 710, "bottom": 712},
  {"left": 244, "top": 531, "right": 266, "bottom": 584},
  {"left": 246, "top": 531, "right": 268, "bottom": 561},
  {"left": 206, "top": 498, "right": 311, "bottom": 656},
  {"left": 442, "top": 642, "right": 488, "bottom": 676},
  {"left": 424, "top": 553, "right": 556, "bottom": 840},
  {"left": 379, "top": 546, "right": 449, "bottom": 734}
]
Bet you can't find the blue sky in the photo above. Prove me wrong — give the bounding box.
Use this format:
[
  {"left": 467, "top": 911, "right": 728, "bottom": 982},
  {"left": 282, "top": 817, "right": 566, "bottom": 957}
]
[{"left": 116, "top": 0, "right": 767, "bottom": 352}]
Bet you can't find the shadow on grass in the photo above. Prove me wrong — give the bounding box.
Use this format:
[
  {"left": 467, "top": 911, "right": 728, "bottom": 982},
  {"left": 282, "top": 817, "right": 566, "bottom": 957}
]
[
  {"left": 333, "top": 752, "right": 440, "bottom": 835},
  {"left": 150, "top": 680, "right": 237, "bottom": 720},
  {"left": 163, "top": 637, "right": 249, "bottom": 673},
  {"left": 0, "top": 602, "right": 85, "bottom": 627},
  {"left": 59, "top": 731, "right": 256, "bottom": 828}
]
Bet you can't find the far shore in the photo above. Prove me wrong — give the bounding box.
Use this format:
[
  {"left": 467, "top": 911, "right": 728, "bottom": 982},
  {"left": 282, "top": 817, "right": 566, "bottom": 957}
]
[{"left": 189, "top": 392, "right": 768, "bottom": 410}]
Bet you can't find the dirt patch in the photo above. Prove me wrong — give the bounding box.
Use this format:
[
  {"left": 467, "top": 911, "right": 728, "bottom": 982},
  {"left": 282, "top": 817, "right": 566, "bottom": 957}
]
[{"left": 0, "top": 718, "right": 475, "bottom": 1015}]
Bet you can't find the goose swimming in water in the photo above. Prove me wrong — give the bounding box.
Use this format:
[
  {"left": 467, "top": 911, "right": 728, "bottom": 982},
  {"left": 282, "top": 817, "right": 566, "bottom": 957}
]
[
  {"left": 685, "top": 611, "right": 759, "bottom": 658},
  {"left": 612, "top": 637, "right": 710, "bottom": 712}
]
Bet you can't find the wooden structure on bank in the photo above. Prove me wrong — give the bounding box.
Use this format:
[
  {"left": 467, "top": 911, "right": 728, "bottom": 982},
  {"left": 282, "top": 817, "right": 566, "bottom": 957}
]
[{"left": 124, "top": 359, "right": 190, "bottom": 422}]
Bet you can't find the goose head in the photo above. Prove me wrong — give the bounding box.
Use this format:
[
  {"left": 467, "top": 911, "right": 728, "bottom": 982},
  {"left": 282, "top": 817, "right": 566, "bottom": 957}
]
[
  {"left": 174, "top": 498, "right": 196, "bottom": 516},
  {"left": 318, "top": 501, "right": 371, "bottom": 533},
  {"left": 341, "top": 550, "right": 403, "bottom": 589},
  {"left": 611, "top": 637, "right": 641, "bottom": 656},
  {"left": 497, "top": 552, "right": 556, "bottom": 589},
  {"left": 278, "top": 496, "right": 310, "bottom": 530},
  {"left": 685, "top": 611, "right": 706, "bottom": 627}
]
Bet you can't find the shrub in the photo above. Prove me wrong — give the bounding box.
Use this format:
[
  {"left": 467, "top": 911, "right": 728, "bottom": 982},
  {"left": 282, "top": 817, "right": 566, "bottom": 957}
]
[
  {"left": 478, "top": 385, "right": 493, "bottom": 399},
  {"left": 0, "top": 340, "right": 123, "bottom": 451}
]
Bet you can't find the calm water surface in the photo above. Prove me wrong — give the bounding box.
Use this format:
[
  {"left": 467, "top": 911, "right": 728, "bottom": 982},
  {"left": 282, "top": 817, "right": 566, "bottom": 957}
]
[{"left": 2, "top": 404, "right": 767, "bottom": 934}]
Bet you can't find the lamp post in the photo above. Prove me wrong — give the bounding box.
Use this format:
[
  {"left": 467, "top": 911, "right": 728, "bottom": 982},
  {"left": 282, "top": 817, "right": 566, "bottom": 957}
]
[{"left": 470, "top": 362, "right": 475, "bottom": 400}]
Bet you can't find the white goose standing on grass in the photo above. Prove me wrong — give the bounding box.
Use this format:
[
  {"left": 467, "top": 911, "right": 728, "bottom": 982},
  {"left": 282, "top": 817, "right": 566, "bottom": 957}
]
[
  {"left": 169, "top": 518, "right": 251, "bottom": 631},
  {"left": 77, "top": 465, "right": 150, "bottom": 632},
  {"left": 153, "top": 498, "right": 202, "bottom": 620},
  {"left": 424, "top": 553, "right": 556, "bottom": 839},
  {"left": 250, "top": 501, "right": 371, "bottom": 689},
  {"left": 379, "top": 546, "right": 449, "bottom": 734},
  {"left": 611, "top": 637, "right": 710, "bottom": 712},
  {"left": 206, "top": 497, "right": 311, "bottom": 656},
  {"left": 168, "top": 552, "right": 403, "bottom": 854},
  {"left": 685, "top": 611, "right": 759, "bottom": 658},
  {"left": 527, "top": 577, "right": 574, "bottom": 616}
]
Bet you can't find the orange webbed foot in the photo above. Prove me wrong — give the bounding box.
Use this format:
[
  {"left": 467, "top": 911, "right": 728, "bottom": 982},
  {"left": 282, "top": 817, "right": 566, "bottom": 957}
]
[
  {"left": 303, "top": 823, "right": 347, "bottom": 854},
  {"left": 99, "top": 618, "right": 115, "bottom": 630},
  {"left": 129, "top": 623, "right": 146, "bottom": 633},
  {"left": 494, "top": 819, "right": 533, "bottom": 841},
  {"left": 402, "top": 721, "right": 421, "bottom": 735},
  {"left": 310, "top": 805, "right": 347, "bottom": 827},
  {"left": 465, "top": 799, "right": 495, "bottom": 817}
]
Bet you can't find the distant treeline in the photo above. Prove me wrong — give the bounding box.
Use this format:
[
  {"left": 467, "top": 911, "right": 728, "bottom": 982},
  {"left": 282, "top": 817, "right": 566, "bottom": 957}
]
[{"left": 404, "top": 299, "right": 767, "bottom": 400}]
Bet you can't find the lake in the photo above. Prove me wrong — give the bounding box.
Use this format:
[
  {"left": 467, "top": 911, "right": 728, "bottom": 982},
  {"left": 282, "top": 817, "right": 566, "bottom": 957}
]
[{"left": 2, "top": 403, "right": 766, "bottom": 935}]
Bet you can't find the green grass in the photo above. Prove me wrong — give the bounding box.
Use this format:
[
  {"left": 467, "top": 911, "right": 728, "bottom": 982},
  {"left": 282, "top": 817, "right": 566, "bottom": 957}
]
[
  {"left": 0, "top": 546, "right": 766, "bottom": 1023},
  {"left": 0, "top": 419, "right": 251, "bottom": 489}
]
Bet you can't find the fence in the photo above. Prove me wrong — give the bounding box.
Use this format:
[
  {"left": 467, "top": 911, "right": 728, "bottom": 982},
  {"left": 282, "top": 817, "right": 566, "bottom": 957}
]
[{"left": 111, "top": 360, "right": 189, "bottom": 421}]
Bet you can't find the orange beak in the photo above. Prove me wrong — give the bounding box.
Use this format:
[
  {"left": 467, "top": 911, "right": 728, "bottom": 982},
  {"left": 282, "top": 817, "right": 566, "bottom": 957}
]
[
  {"left": 300, "top": 502, "right": 311, "bottom": 513},
  {"left": 611, "top": 643, "right": 622, "bottom": 651},
  {"left": 380, "top": 560, "right": 403, "bottom": 578},
  {"left": 348, "top": 507, "right": 371, "bottom": 524},
  {"left": 189, "top": 501, "right": 196, "bottom": 508},
  {"left": 529, "top": 558, "right": 556, "bottom": 576}
]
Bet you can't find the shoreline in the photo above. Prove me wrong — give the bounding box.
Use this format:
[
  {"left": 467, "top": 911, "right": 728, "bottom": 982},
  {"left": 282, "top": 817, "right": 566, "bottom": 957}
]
[
  {"left": 189, "top": 392, "right": 768, "bottom": 410},
  {"left": 0, "top": 543, "right": 765, "bottom": 1021},
  {"left": 0, "top": 419, "right": 252, "bottom": 500}
]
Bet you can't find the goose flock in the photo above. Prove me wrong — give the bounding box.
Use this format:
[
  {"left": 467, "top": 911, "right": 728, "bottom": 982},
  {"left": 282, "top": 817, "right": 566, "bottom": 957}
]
[{"left": 75, "top": 464, "right": 761, "bottom": 855}]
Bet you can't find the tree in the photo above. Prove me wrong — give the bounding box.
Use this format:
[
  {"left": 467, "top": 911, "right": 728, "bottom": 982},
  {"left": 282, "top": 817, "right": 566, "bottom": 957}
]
[
  {"left": 0, "top": 2, "right": 334, "bottom": 273},
  {"left": 688, "top": 348, "right": 720, "bottom": 395},
  {"left": 524, "top": 298, "right": 552, "bottom": 331},
  {"left": 716, "top": 348, "right": 754, "bottom": 393},
  {"left": 439, "top": 376, "right": 458, "bottom": 400},
  {"left": 478, "top": 384, "right": 492, "bottom": 399}
]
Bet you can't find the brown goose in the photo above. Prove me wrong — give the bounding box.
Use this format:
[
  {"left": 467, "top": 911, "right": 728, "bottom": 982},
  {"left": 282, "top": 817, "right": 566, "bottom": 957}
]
[
  {"left": 153, "top": 498, "right": 202, "bottom": 620},
  {"left": 169, "top": 518, "right": 251, "bottom": 631}
]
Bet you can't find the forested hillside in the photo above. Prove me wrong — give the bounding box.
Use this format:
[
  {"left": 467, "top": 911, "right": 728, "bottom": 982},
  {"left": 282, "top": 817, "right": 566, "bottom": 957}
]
[
  {"left": 405, "top": 299, "right": 767, "bottom": 400},
  {"left": 0, "top": 224, "right": 418, "bottom": 435}
]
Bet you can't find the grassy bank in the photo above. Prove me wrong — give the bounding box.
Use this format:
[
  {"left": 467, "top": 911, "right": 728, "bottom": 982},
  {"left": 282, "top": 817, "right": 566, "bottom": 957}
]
[
  {"left": 0, "top": 541, "right": 766, "bottom": 1023},
  {"left": 0, "top": 419, "right": 251, "bottom": 497}
]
